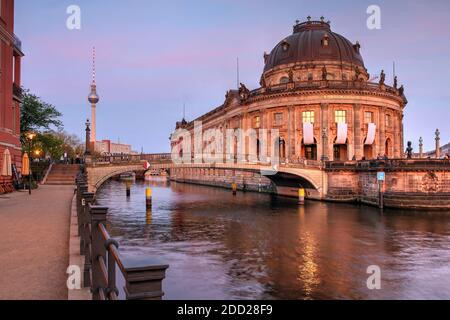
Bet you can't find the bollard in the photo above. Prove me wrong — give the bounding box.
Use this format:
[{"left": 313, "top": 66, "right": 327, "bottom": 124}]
[
  {"left": 126, "top": 182, "right": 131, "bottom": 197},
  {"left": 298, "top": 188, "right": 305, "bottom": 205},
  {"left": 146, "top": 188, "right": 152, "bottom": 208},
  {"left": 232, "top": 183, "right": 237, "bottom": 196},
  {"left": 146, "top": 208, "right": 152, "bottom": 225}
]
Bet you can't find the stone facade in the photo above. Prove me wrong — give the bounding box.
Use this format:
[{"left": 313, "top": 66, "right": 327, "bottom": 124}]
[
  {"left": 171, "top": 19, "right": 406, "bottom": 164},
  {"left": 326, "top": 160, "right": 450, "bottom": 209},
  {"left": 170, "top": 167, "right": 275, "bottom": 193}
]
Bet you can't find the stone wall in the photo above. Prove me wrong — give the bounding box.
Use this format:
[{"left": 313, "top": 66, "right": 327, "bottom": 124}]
[
  {"left": 170, "top": 167, "right": 276, "bottom": 193},
  {"left": 326, "top": 164, "right": 450, "bottom": 209}
]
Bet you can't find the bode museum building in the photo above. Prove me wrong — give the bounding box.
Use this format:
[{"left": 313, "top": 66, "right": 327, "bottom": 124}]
[
  {"left": 173, "top": 18, "right": 407, "bottom": 163},
  {"left": 169, "top": 18, "right": 450, "bottom": 209}
]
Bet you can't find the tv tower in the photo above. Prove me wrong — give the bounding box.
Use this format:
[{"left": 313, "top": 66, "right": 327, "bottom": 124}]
[{"left": 88, "top": 46, "right": 100, "bottom": 144}]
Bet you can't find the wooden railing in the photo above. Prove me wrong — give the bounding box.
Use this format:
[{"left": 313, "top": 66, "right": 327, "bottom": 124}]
[{"left": 76, "top": 175, "right": 169, "bottom": 300}]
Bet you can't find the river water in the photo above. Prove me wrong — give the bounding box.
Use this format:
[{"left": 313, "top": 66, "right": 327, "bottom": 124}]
[{"left": 96, "top": 178, "right": 450, "bottom": 300}]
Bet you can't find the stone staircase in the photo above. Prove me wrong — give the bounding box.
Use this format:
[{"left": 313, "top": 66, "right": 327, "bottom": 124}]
[{"left": 45, "top": 164, "right": 80, "bottom": 185}]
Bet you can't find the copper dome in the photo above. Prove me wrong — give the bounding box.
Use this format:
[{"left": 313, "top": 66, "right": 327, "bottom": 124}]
[{"left": 264, "top": 20, "right": 365, "bottom": 72}]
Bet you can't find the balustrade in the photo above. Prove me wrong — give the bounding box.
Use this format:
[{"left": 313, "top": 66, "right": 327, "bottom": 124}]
[{"left": 75, "top": 174, "right": 169, "bottom": 300}]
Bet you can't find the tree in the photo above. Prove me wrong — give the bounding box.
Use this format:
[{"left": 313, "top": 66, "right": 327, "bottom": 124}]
[
  {"left": 54, "top": 131, "right": 85, "bottom": 158},
  {"left": 35, "top": 132, "right": 65, "bottom": 160},
  {"left": 34, "top": 131, "right": 85, "bottom": 160},
  {"left": 21, "top": 89, "right": 63, "bottom": 135}
]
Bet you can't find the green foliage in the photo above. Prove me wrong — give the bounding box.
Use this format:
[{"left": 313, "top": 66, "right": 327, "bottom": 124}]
[
  {"left": 20, "top": 89, "right": 63, "bottom": 136},
  {"left": 20, "top": 88, "right": 85, "bottom": 161},
  {"left": 35, "top": 132, "right": 65, "bottom": 160},
  {"left": 33, "top": 131, "right": 85, "bottom": 160}
]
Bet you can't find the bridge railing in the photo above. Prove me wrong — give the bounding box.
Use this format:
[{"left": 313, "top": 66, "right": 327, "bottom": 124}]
[
  {"left": 91, "top": 153, "right": 172, "bottom": 164},
  {"left": 76, "top": 175, "right": 169, "bottom": 300},
  {"left": 90, "top": 153, "right": 323, "bottom": 169},
  {"left": 325, "top": 158, "right": 450, "bottom": 171}
]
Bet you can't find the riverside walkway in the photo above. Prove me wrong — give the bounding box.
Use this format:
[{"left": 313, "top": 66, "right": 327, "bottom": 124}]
[{"left": 0, "top": 185, "right": 74, "bottom": 300}]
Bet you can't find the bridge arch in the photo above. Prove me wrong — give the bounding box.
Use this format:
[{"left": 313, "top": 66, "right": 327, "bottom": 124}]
[
  {"left": 86, "top": 164, "right": 146, "bottom": 192},
  {"left": 85, "top": 158, "right": 326, "bottom": 199},
  {"left": 263, "top": 167, "right": 325, "bottom": 199}
]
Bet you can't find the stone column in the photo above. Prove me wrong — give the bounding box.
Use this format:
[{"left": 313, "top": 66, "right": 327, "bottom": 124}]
[
  {"left": 294, "top": 108, "right": 299, "bottom": 158},
  {"left": 435, "top": 129, "right": 441, "bottom": 158},
  {"left": 393, "top": 111, "right": 400, "bottom": 157},
  {"left": 400, "top": 112, "right": 405, "bottom": 157},
  {"left": 288, "top": 106, "right": 294, "bottom": 161},
  {"left": 259, "top": 109, "right": 269, "bottom": 162},
  {"left": 419, "top": 137, "right": 424, "bottom": 158},
  {"left": 320, "top": 103, "right": 329, "bottom": 161},
  {"left": 353, "top": 104, "right": 362, "bottom": 160},
  {"left": 379, "top": 107, "right": 386, "bottom": 156}
]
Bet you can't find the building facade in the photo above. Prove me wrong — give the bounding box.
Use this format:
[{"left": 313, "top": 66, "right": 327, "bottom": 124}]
[
  {"left": 94, "top": 139, "right": 134, "bottom": 155},
  {"left": 172, "top": 19, "right": 407, "bottom": 163},
  {"left": 0, "top": 0, "right": 23, "bottom": 188}
]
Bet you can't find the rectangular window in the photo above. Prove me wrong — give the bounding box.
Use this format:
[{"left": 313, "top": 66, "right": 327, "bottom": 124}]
[
  {"left": 254, "top": 116, "right": 260, "bottom": 128},
  {"left": 364, "top": 111, "right": 374, "bottom": 124},
  {"left": 274, "top": 113, "right": 283, "bottom": 126},
  {"left": 302, "top": 111, "right": 315, "bottom": 123},
  {"left": 335, "top": 110, "right": 346, "bottom": 123},
  {"left": 385, "top": 114, "right": 391, "bottom": 128}
]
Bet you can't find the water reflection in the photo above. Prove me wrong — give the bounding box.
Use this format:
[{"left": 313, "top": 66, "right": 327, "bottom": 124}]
[{"left": 96, "top": 179, "right": 450, "bottom": 300}]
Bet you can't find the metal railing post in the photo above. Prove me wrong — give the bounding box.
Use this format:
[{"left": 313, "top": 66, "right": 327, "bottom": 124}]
[
  {"left": 89, "top": 205, "right": 108, "bottom": 300},
  {"left": 122, "top": 258, "right": 169, "bottom": 300},
  {"left": 81, "top": 192, "right": 95, "bottom": 287},
  {"left": 77, "top": 184, "right": 88, "bottom": 234},
  {"left": 80, "top": 192, "right": 95, "bottom": 255}
]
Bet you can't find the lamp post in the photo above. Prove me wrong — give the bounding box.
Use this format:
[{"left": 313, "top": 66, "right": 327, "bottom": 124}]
[{"left": 26, "top": 132, "right": 36, "bottom": 195}]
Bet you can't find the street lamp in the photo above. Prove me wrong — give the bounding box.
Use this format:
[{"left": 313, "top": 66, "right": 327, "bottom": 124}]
[{"left": 26, "top": 132, "right": 36, "bottom": 195}]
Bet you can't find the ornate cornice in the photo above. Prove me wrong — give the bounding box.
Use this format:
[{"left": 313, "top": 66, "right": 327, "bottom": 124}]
[{"left": 245, "top": 87, "right": 406, "bottom": 106}]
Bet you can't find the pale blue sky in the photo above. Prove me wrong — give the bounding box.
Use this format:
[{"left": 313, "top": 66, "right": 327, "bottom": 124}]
[{"left": 15, "top": 0, "right": 450, "bottom": 152}]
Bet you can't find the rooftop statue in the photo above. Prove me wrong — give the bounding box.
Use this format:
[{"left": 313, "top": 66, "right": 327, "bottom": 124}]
[
  {"left": 379, "top": 70, "right": 386, "bottom": 85},
  {"left": 239, "top": 83, "right": 250, "bottom": 101},
  {"left": 406, "top": 141, "right": 413, "bottom": 159}
]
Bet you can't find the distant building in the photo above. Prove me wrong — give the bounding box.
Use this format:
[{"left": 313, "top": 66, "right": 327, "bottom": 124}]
[
  {"left": 1, "top": 0, "right": 24, "bottom": 186},
  {"left": 94, "top": 140, "right": 134, "bottom": 155}
]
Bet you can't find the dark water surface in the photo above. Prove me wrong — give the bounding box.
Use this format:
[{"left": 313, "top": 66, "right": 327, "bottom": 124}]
[{"left": 96, "top": 178, "right": 450, "bottom": 300}]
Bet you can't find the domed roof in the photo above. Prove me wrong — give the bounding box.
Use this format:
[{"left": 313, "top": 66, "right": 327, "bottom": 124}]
[{"left": 264, "top": 19, "right": 364, "bottom": 72}]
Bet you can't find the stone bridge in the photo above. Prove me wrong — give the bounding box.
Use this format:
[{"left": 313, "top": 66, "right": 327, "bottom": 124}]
[
  {"left": 84, "top": 154, "right": 327, "bottom": 199},
  {"left": 84, "top": 154, "right": 450, "bottom": 208}
]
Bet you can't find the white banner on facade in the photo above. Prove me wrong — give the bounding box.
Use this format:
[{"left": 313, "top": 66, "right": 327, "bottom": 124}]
[
  {"left": 335, "top": 122, "right": 348, "bottom": 145},
  {"left": 365, "top": 123, "right": 377, "bottom": 145},
  {"left": 303, "top": 122, "right": 315, "bottom": 145}
]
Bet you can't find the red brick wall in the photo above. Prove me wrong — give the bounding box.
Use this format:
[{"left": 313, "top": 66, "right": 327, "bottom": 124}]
[{"left": 1, "top": 0, "right": 22, "bottom": 177}]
